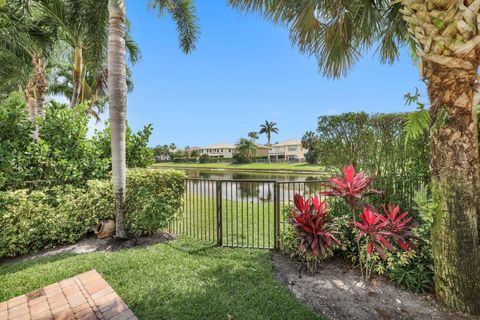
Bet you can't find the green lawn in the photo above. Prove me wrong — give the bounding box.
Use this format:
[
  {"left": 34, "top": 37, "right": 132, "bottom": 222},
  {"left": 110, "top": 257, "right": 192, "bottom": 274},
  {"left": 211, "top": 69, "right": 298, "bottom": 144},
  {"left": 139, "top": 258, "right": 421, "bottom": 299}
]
[
  {"left": 0, "top": 237, "right": 321, "bottom": 320},
  {"left": 170, "top": 195, "right": 279, "bottom": 248},
  {"left": 152, "top": 162, "right": 326, "bottom": 172}
]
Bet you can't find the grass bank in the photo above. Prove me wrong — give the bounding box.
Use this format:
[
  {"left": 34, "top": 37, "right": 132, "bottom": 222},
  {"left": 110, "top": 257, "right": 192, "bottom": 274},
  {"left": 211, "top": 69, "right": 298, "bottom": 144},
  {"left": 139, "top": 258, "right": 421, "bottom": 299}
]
[
  {"left": 0, "top": 237, "right": 321, "bottom": 320},
  {"left": 151, "top": 162, "right": 326, "bottom": 173}
]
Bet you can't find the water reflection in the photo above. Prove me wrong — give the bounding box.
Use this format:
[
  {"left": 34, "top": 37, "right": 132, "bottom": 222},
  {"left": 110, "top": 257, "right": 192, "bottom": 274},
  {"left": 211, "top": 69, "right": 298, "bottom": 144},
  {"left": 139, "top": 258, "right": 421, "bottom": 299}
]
[{"left": 173, "top": 168, "right": 327, "bottom": 203}]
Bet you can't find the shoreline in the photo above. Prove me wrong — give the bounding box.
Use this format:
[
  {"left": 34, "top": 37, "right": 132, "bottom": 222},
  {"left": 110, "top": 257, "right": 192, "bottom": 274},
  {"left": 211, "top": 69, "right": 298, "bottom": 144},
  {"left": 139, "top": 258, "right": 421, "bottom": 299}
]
[{"left": 150, "top": 164, "right": 328, "bottom": 175}]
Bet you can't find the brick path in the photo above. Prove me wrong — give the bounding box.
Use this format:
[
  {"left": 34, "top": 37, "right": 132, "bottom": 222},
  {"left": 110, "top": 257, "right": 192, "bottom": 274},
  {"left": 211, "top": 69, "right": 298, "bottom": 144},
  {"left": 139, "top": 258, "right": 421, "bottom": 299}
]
[{"left": 0, "top": 270, "right": 137, "bottom": 320}]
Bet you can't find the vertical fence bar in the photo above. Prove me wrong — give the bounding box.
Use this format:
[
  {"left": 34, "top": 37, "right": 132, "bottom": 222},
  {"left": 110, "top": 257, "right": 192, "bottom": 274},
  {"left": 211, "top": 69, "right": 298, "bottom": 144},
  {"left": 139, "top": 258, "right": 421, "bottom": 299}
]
[
  {"left": 274, "top": 182, "right": 281, "bottom": 250},
  {"left": 216, "top": 181, "right": 223, "bottom": 246}
]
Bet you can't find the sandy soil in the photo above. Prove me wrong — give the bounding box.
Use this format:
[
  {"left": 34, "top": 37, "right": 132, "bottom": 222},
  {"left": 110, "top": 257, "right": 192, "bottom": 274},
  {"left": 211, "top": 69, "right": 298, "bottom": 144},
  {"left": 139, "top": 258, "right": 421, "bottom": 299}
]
[
  {"left": 0, "top": 232, "right": 176, "bottom": 265},
  {"left": 271, "top": 252, "right": 479, "bottom": 320}
]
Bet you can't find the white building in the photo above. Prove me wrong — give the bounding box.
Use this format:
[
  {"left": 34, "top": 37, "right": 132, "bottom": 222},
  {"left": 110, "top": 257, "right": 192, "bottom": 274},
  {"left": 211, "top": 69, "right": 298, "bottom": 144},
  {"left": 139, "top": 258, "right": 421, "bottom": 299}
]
[
  {"left": 198, "top": 143, "right": 236, "bottom": 158},
  {"left": 269, "top": 139, "right": 307, "bottom": 162}
]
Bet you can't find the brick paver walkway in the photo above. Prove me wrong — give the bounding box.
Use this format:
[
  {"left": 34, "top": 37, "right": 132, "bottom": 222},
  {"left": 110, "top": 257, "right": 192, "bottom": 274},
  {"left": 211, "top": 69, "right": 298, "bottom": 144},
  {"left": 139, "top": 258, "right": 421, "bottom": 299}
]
[{"left": 0, "top": 270, "right": 136, "bottom": 320}]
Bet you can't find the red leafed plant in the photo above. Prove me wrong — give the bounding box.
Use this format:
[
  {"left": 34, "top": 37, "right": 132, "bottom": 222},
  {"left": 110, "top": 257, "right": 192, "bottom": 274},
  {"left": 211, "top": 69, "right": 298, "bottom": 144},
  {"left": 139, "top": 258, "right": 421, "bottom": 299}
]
[
  {"left": 355, "top": 207, "right": 394, "bottom": 260},
  {"left": 322, "top": 164, "right": 380, "bottom": 208},
  {"left": 289, "top": 193, "right": 340, "bottom": 258},
  {"left": 380, "top": 204, "right": 418, "bottom": 252},
  {"left": 355, "top": 205, "right": 418, "bottom": 279}
]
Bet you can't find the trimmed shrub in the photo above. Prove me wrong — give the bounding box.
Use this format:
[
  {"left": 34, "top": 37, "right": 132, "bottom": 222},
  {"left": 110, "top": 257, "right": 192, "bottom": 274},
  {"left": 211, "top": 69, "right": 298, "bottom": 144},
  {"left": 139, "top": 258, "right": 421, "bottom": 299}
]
[
  {"left": 0, "top": 169, "right": 186, "bottom": 258},
  {"left": 0, "top": 180, "right": 113, "bottom": 258},
  {"left": 125, "top": 169, "right": 186, "bottom": 236}
]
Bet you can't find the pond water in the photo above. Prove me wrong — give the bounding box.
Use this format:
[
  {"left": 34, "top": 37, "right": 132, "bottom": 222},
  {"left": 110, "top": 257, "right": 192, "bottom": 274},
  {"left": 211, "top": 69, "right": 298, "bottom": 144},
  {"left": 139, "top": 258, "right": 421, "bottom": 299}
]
[
  {"left": 153, "top": 167, "right": 329, "bottom": 202},
  {"left": 153, "top": 167, "right": 326, "bottom": 182}
]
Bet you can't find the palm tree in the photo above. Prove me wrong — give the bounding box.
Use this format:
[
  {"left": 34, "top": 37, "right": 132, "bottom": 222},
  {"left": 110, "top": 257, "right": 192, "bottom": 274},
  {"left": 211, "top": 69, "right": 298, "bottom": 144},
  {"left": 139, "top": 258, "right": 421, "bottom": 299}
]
[
  {"left": 0, "top": 1, "right": 56, "bottom": 134},
  {"left": 108, "top": 0, "right": 199, "bottom": 238},
  {"left": 235, "top": 138, "right": 257, "bottom": 163},
  {"left": 36, "top": 0, "right": 140, "bottom": 112},
  {"left": 248, "top": 131, "right": 259, "bottom": 143},
  {"left": 228, "top": 0, "right": 480, "bottom": 313},
  {"left": 259, "top": 120, "right": 279, "bottom": 146}
]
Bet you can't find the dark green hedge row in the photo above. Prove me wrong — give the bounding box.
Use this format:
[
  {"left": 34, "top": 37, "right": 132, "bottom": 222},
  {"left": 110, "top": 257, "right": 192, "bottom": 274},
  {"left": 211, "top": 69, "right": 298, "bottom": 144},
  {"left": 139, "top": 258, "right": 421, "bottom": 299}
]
[{"left": 0, "top": 169, "right": 186, "bottom": 258}]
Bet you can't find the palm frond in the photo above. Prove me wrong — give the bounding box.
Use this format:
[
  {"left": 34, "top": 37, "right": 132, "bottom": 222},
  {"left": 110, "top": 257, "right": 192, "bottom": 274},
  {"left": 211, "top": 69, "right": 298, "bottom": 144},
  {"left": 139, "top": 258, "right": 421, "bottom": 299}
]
[{"left": 149, "top": 0, "right": 200, "bottom": 54}]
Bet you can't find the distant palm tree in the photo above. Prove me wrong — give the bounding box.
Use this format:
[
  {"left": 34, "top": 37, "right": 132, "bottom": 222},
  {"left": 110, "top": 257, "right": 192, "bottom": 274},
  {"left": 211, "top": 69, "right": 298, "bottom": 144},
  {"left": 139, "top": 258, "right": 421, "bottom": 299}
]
[
  {"left": 108, "top": 0, "right": 199, "bottom": 238},
  {"left": 259, "top": 120, "right": 279, "bottom": 146},
  {"left": 235, "top": 138, "right": 257, "bottom": 163},
  {"left": 248, "top": 131, "right": 259, "bottom": 143}
]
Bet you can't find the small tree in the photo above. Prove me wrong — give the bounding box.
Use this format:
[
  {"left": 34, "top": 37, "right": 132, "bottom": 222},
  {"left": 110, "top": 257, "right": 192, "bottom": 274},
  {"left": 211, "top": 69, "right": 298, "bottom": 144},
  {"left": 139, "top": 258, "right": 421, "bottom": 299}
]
[
  {"left": 234, "top": 138, "right": 257, "bottom": 163},
  {"left": 301, "top": 131, "right": 319, "bottom": 164}
]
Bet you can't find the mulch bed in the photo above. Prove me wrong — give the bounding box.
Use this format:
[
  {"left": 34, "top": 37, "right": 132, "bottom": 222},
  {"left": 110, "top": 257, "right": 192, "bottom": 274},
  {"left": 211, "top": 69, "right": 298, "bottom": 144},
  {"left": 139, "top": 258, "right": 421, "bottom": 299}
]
[{"left": 271, "top": 252, "right": 479, "bottom": 320}]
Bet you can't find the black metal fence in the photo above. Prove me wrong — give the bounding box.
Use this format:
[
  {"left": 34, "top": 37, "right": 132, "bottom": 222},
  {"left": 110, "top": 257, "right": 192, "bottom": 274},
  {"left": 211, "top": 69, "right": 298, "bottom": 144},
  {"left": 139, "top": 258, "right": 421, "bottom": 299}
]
[{"left": 169, "top": 176, "right": 427, "bottom": 249}]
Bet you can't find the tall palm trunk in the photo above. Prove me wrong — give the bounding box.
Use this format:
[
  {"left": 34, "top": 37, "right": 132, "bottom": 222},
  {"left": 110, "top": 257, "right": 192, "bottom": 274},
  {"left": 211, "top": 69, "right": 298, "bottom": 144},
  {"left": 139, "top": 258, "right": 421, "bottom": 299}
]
[
  {"left": 70, "top": 46, "right": 83, "bottom": 109},
  {"left": 108, "top": 0, "right": 127, "bottom": 239},
  {"left": 24, "top": 77, "right": 38, "bottom": 140},
  {"left": 426, "top": 58, "right": 480, "bottom": 315},
  {"left": 400, "top": 0, "right": 480, "bottom": 314},
  {"left": 33, "top": 54, "right": 47, "bottom": 119},
  {"left": 267, "top": 133, "right": 271, "bottom": 162}
]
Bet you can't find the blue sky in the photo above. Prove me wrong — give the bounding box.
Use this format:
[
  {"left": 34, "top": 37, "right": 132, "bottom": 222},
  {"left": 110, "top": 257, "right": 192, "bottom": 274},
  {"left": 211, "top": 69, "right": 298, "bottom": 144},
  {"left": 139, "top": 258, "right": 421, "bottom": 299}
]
[{"left": 119, "top": 0, "right": 427, "bottom": 148}]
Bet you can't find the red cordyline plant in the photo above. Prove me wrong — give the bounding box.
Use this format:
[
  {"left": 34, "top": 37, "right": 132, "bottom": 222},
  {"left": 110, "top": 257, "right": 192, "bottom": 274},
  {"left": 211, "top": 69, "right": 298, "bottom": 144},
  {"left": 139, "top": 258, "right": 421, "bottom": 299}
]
[
  {"left": 322, "top": 164, "right": 381, "bottom": 208},
  {"left": 355, "top": 205, "right": 417, "bottom": 279},
  {"left": 322, "top": 164, "right": 380, "bottom": 277},
  {"left": 380, "top": 204, "right": 418, "bottom": 252},
  {"left": 289, "top": 194, "right": 340, "bottom": 261}
]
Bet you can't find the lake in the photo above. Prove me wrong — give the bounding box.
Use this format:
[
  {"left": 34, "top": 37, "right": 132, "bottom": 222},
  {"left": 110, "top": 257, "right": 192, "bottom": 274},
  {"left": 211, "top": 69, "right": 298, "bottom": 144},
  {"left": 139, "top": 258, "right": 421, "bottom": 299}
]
[
  {"left": 153, "top": 166, "right": 329, "bottom": 202},
  {"left": 152, "top": 167, "right": 327, "bottom": 182}
]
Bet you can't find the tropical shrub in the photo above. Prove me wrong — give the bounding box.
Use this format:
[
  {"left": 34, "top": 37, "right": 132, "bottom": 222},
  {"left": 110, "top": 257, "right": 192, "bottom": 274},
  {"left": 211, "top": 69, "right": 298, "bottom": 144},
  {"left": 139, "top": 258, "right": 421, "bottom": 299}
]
[
  {"left": 92, "top": 122, "right": 155, "bottom": 169},
  {"left": 316, "top": 112, "right": 429, "bottom": 177},
  {"left": 0, "top": 169, "right": 186, "bottom": 258},
  {"left": 125, "top": 169, "right": 186, "bottom": 235},
  {"left": 0, "top": 180, "right": 113, "bottom": 258}
]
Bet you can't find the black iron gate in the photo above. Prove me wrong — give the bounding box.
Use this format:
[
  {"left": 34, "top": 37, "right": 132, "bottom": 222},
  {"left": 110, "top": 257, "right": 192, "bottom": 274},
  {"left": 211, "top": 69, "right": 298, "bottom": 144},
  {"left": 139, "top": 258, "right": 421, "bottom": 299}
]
[{"left": 169, "top": 179, "right": 329, "bottom": 249}]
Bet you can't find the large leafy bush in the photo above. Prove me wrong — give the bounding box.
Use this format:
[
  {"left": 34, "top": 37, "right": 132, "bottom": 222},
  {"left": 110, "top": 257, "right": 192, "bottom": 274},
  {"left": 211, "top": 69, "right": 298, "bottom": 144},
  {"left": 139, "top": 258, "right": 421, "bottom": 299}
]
[
  {"left": 92, "top": 122, "right": 155, "bottom": 169},
  {"left": 0, "top": 93, "right": 155, "bottom": 189},
  {"left": 0, "top": 169, "right": 186, "bottom": 258}
]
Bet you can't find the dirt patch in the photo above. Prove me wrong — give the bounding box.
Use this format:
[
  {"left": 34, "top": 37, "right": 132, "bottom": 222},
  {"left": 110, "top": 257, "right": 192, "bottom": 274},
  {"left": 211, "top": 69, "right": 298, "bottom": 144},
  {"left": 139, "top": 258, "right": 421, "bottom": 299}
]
[
  {"left": 271, "top": 252, "right": 479, "bottom": 320},
  {"left": 0, "top": 232, "right": 176, "bottom": 265}
]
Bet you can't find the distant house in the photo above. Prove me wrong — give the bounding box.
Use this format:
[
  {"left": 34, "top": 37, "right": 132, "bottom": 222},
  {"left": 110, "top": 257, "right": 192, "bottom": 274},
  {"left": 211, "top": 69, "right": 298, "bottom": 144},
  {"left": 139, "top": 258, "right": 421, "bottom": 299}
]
[
  {"left": 254, "top": 144, "right": 269, "bottom": 157},
  {"left": 199, "top": 143, "right": 236, "bottom": 158},
  {"left": 269, "top": 139, "right": 307, "bottom": 162}
]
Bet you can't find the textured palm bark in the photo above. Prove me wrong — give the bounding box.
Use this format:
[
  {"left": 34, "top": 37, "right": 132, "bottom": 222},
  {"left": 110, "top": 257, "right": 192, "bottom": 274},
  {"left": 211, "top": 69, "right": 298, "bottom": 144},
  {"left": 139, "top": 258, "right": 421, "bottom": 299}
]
[
  {"left": 425, "top": 52, "right": 480, "bottom": 314},
  {"left": 398, "top": 0, "right": 480, "bottom": 313},
  {"left": 23, "top": 77, "right": 38, "bottom": 141},
  {"left": 33, "top": 55, "right": 47, "bottom": 119},
  {"left": 70, "top": 46, "right": 83, "bottom": 109},
  {"left": 108, "top": 0, "right": 128, "bottom": 239}
]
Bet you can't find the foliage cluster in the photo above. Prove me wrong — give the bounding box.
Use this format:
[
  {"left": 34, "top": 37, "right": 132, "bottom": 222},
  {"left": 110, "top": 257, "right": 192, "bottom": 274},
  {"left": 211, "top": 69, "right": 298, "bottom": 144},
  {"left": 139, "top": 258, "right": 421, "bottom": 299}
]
[
  {"left": 0, "top": 93, "right": 154, "bottom": 189},
  {"left": 0, "top": 169, "right": 186, "bottom": 258},
  {"left": 314, "top": 112, "right": 429, "bottom": 177},
  {"left": 233, "top": 138, "right": 257, "bottom": 164},
  {"left": 280, "top": 165, "right": 433, "bottom": 293}
]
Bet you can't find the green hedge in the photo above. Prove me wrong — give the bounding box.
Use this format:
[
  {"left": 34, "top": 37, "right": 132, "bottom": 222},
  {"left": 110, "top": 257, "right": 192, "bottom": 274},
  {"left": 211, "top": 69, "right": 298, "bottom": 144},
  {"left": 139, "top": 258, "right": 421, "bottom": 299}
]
[{"left": 0, "top": 169, "right": 186, "bottom": 258}]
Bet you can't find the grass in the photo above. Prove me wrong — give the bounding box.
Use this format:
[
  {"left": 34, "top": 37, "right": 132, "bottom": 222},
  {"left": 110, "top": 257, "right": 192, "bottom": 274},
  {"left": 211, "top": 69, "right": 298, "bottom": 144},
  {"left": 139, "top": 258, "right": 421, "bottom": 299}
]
[
  {"left": 0, "top": 237, "right": 322, "bottom": 320},
  {"left": 152, "top": 162, "right": 326, "bottom": 172},
  {"left": 171, "top": 195, "right": 279, "bottom": 248}
]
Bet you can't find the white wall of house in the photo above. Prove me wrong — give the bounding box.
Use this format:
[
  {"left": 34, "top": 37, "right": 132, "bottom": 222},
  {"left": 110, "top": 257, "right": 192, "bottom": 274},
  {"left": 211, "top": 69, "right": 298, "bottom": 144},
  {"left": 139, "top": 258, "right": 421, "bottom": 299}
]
[
  {"left": 268, "top": 139, "right": 307, "bottom": 162},
  {"left": 198, "top": 144, "right": 235, "bottom": 158}
]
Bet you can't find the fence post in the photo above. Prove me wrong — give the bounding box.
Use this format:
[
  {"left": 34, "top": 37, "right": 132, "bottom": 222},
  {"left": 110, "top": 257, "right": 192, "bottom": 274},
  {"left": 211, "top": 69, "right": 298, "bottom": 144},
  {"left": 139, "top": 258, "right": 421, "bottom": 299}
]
[
  {"left": 273, "top": 182, "right": 280, "bottom": 250},
  {"left": 216, "top": 181, "right": 223, "bottom": 246}
]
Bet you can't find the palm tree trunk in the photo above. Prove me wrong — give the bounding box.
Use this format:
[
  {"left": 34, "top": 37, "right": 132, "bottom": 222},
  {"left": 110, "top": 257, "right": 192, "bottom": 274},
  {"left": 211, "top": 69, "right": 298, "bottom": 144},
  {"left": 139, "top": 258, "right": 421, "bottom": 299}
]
[
  {"left": 70, "top": 46, "right": 83, "bottom": 109},
  {"left": 33, "top": 54, "right": 47, "bottom": 119},
  {"left": 267, "top": 133, "right": 271, "bottom": 163},
  {"left": 425, "top": 57, "right": 480, "bottom": 314},
  {"left": 108, "top": 0, "right": 128, "bottom": 239},
  {"left": 24, "top": 77, "right": 38, "bottom": 141}
]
